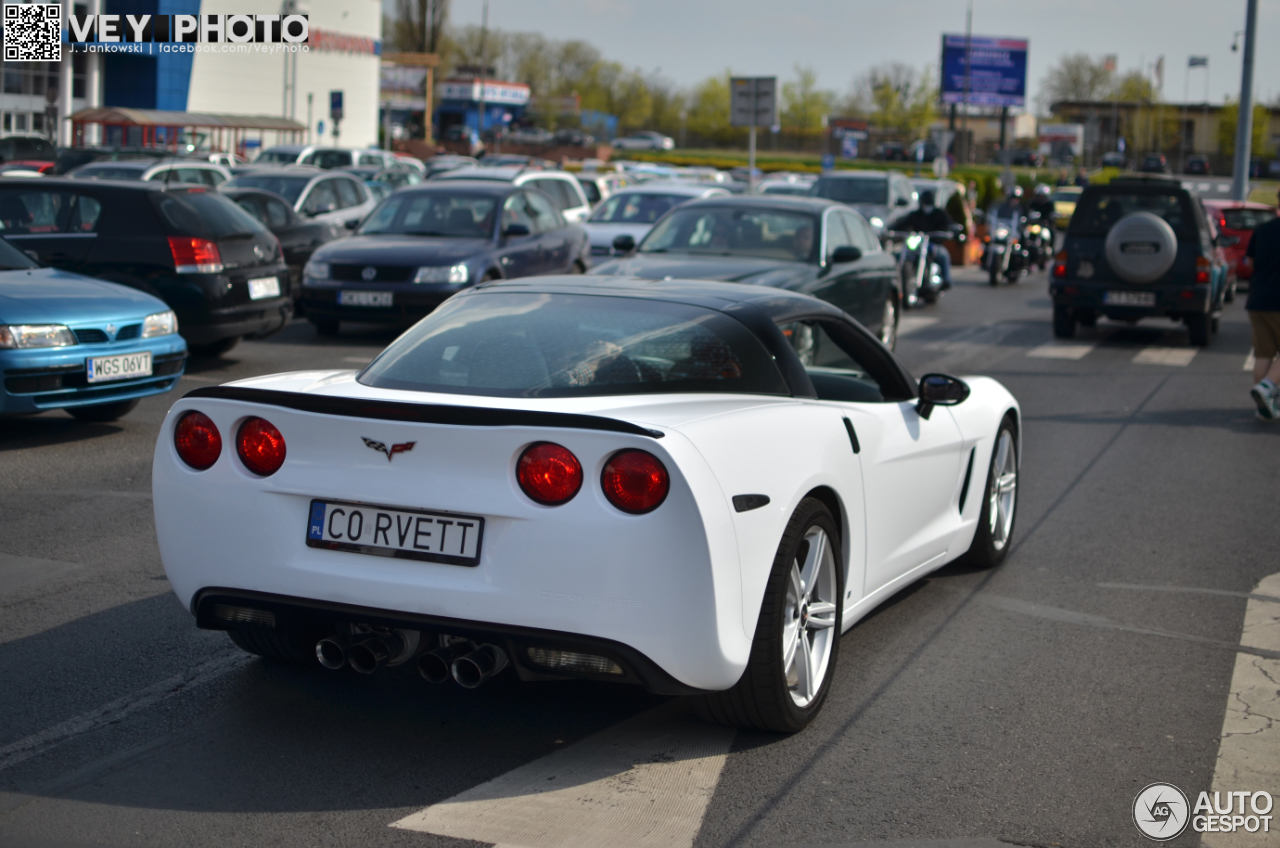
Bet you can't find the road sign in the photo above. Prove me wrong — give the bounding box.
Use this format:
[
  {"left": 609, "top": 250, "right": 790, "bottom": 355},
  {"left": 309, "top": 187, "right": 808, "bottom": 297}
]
[
  {"left": 940, "top": 34, "right": 1028, "bottom": 108},
  {"left": 730, "top": 77, "right": 778, "bottom": 128},
  {"left": 821, "top": 153, "right": 835, "bottom": 171},
  {"left": 840, "top": 136, "right": 858, "bottom": 159},
  {"left": 329, "top": 90, "right": 344, "bottom": 122}
]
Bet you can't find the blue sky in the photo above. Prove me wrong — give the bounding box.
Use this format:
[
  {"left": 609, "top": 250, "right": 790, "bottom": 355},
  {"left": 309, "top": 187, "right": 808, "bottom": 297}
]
[{"left": 426, "top": 0, "right": 1279, "bottom": 111}]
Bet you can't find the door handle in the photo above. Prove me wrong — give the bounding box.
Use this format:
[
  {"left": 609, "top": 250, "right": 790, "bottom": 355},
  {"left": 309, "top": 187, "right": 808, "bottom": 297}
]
[{"left": 842, "top": 417, "right": 860, "bottom": 454}]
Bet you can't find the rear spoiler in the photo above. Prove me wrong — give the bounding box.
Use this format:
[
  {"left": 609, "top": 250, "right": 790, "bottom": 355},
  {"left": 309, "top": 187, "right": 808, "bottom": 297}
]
[{"left": 183, "top": 386, "right": 664, "bottom": 438}]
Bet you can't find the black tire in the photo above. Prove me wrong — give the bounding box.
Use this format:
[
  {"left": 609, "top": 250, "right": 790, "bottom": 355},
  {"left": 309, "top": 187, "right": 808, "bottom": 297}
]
[
  {"left": 1052, "top": 306, "right": 1076, "bottom": 338},
  {"left": 988, "top": 261, "right": 1001, "bottom": 286},
  {"left": 67, "top": 399, "right": 140, "bottom": 422},
  {"left": 1187, "top": 312, "right": 1211, "bottom": 346},
  {"left": 962, "top": 415, "right": 1019, "bottom": 569},
  {"left": 310, "top": 318, "right": 340, "bottom": 337},
  {"left": 189, "top": 335, "right": 240, "bottom": 358},
  {"left": 227, "top": 628, "right": 318, "bottom": 666},
  {"left": 693, "top": 497, "right": 843, "bottom": 733}
]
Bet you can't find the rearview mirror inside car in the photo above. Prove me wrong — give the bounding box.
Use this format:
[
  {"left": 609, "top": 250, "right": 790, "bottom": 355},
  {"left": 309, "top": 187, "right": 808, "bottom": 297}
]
[
  {"left": 916, "top": 373, "right": 970, "bottom": 419},
  {"left": 503, "top": 223, "right": 531, "bottom": 237},
  {"left": 830, "top": 245, "right": 862, "bottom": 264},
  {"left": 612, "top": 234, "right": 637, "bottom": 253}
]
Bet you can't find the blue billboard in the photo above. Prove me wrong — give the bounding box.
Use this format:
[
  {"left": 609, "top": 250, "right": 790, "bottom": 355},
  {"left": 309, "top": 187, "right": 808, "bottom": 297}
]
[{"left": 940, "top": 34, "right": 1028, "bottom": 108}]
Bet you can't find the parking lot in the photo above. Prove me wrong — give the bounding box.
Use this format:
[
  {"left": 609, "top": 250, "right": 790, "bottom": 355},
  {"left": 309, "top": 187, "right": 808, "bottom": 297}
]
[{"left": 2, "top": 260, "right": 1276, "bottom": 847}]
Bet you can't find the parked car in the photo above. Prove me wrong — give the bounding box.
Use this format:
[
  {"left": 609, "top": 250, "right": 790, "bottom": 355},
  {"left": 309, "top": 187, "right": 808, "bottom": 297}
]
[
  {"left": 255, "top": 145, "right": 308, "bottom": 165},
  {"left": 423, "top": 155, "right": 478, "bottom": 180},
  {"left": 0, "top": 235, "right": 185, "bottom": 420},
  {"left": 299, "top": 147, "right": 398, "bottom": 170},
  {"left": 1202, "top": 199, "right": 1279, "bottom": 292},
  {"left": 808, "top": 169, "right": 918, "bottom": 238},
  {"left": 757, "top": 180, "right": 813, "bottom": 196},
  {"left": 374, "top": 168, "right": 423, "bottom": 191},
  {"left": 507, "top": 126, "right": 555, "bottom": 147},
  {"left": 435, "top": 166, "right": 593, "bottom": 224},
  {"left": 1050, "top": 175, "right": 1228, "bottom": 344},
  {"left": 908, "top": 139, "right": 940, "bottom": 163},
  {"left": 1184, "top": 155, "right": 1211, "bottom": 176},
  {"left": 222, "top": 167, "right": 377, "bottom": 232},
  {"left": 68, "top": 159, "right": 231, "bottom": 186},
  {"left": 222, "top": 187, "right": 343, "bottom": 299},
  {"left": 0, "top": 177, "right": 291, "bottom": 357},
  {"left": 208, "top": 152, "right": 247, "bottom": 167},
  {"left": 554, "top": 128, "right": 596, "bottom": 147},
  {"left": 1138, "top": 153, "right": 1170, "bottom": 174},
  {"left": 391, "top": 154, "right": 427, "bottom": 174},
  {"left": 0, "top": 133, "right": 57, "bottom": 168},
  {"left": 875, "top": 141, "right": 907, "bottom": 161},
  {"left": 298, "top": 180, "right": 589, "bottom": 335},
  {"left": 0, "top": 162, "right": 52, "bottom": 177},
  {"left": 1101, "top": 151, "right": 1130, "bottom": 169},
  {"left": 593, "top": 195, "right": 900, "bottom": 347},
  {"left": 611, "top": 131, "right": 675, "bottom": 151},
  {"left": 576, "top": 172, "right": 628, "bottom": 207},
  {"left": 583, "top": 183, "right": 729, "bottom": 266},
  {"left": 1049, "top": 185, "right": 1084, "bottom": 230},
  {"left": 52, "top": 146, "right": 175, "bottom": 175}
]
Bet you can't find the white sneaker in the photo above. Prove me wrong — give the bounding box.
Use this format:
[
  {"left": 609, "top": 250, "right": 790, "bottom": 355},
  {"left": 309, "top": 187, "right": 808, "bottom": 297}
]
[{"left": 1252, "top": 381, "right": 1278, "bottom": 421}]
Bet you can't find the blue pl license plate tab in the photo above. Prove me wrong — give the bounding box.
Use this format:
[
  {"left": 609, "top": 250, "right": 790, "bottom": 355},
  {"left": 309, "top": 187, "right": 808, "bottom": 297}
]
[{"left": 306, "top": 499, "right": 484, "bottom": 566}]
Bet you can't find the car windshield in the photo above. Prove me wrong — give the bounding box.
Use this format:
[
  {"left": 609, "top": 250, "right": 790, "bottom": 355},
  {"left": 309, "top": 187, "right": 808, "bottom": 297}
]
[
  {"left": 590, "top": 192, "right": 691, "bottom": 224},
  {"left": 71, "top": 165, "right": 144, "bottom": 180},
  {"left": 359, "top": 192, "right": 497, "bottom": 238},
  {"left": 1222, "top": 208, "right": 1276, "bottom": 231},
  {"left": 153, "top": 191, "right": 269, "bottom": 238},
  {"left": 0, "top": 235, "right": 39, "bottom": 270},
  {"left": 1069, "top": 191, "right": 1198, "bottom": 239},
  {"left": 810, "top": 177, "right": 888, "bottom": 205},
  {"left": 223, "top": 174, "right": 311, "bottom": 204},
  {"left": 358, "top": 292, "right": 789, "bottom": 398},
  {"left": 638, "top": 206, "right": 819, "bottom": 262}
]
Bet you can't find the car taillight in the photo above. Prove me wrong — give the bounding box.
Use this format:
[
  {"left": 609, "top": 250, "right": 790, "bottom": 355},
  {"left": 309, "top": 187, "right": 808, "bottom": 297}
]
[
  {"left": 168, "top": 236, "right": 224, "bottom": 274},
  {"left": 174, "top": 410, "right": 221, "bottom": 470},
  {"left": 517, "top": 442, "right": 582, "bottom": 505},
  {"left": 601, "top": 450, "right": 669, "bottom": 514},
  {"left": 1195, "top": 255, "right": 1211, "bottom": 284},
  {"left": 236, "top": 417, "right": 286, "bottom": 476},
  {"left": 1052, "top": 250, "right": 1068, "bottom": 278}
]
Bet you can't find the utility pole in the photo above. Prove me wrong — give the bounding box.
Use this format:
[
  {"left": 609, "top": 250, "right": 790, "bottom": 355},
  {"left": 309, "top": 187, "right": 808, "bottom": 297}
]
[
  {"left": 961, "top": 0, "right": 972, "bottom": 164},
  {"left": 1230, "top": 0, "right": 1257, "bottom": 201}
]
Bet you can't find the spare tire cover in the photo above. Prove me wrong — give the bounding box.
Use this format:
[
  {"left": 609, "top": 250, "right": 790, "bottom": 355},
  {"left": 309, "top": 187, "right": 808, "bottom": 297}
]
[{"left": 1104, "top": 211, "right": 1177, "bottom": 283}]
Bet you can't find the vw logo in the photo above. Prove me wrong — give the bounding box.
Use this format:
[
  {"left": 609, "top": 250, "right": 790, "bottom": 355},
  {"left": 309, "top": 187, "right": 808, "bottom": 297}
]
[{"left": 361, "top": 266, "right": 378, "bottom": 281}]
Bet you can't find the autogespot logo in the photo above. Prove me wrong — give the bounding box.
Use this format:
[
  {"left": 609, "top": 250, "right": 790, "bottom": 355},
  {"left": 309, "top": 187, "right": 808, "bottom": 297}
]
[{"left": 1133, "top": 783, "right": 1189, "bottom": 841}]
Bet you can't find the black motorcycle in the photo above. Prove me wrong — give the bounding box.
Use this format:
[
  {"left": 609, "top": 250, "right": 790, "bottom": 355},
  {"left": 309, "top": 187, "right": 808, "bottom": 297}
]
[
  {"left": 985, "top": 212, "right": 1029, "bottom": 286},
  {"left": 888, "top": 229, "right": 954, "bottom": 308}
]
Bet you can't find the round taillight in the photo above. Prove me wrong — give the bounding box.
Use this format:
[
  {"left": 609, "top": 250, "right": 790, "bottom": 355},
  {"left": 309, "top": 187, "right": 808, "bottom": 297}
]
[
  {"left": 174, "top": 410, "right": 221, "bottom": 470},
  {"left": 236, "top": 417, "right": 286, "bottom": 476},
  {"left": 601, "top": 450, "right": 669, "bottom": 514},
  {"left": 517, "top": 442, "right": 583, "bottom": 506}
]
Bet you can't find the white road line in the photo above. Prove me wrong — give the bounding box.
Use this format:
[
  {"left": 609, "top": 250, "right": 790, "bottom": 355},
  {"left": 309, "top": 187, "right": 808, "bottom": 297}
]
[
  {"left": 391, "top": 703, "right": 735, "bottom": 848},
  {"left": 1132, "top": 347, "right": 1198, "bottom": 367},
  {"left": 0, "top": 650, "right": 249, "bottom": 774},
  {"left": 1027, "top": 342, "right": 1096, "bottom": 360},
  {"left": 1245, "top": 353, "right": 1256, "bottom": 372},
  {"left": 1202, "top": 572, "right": 1280, "bottom": 848},
  {"left": 897, "top": 316, "right": 939, "bottom": 336}
]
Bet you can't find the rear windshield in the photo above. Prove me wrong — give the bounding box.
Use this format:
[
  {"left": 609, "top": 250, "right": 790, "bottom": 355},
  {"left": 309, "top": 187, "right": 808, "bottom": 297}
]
[
  {"left": 359, "top": 192, "right": 497, "bottom": 238},
  {"left": 590, "top": 192, "right": 692, "bottom": 224},
  {"left": 223, "top": 174, "right": 311, "bottom": 204},
  {"left": 810, "top": 177, "right": 888, "bottom": 205},
  {"left": 1069, "top": 190, "right": 1198, "bottom": 240},
  {"left": 358, "top": 292, "right": 789, "bottom": 398},
  {"left": 1222, "top": 208, "right": 1277, "bottom": 231},
  {"left": 71, "top": 165, "right": 145, "bottom": 180},
  {"left": 152, "top": 191, "right": 268, "bottom": 238}
]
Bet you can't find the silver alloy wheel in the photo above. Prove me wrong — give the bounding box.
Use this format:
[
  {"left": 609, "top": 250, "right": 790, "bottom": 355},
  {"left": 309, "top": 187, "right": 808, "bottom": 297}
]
[
  {"left": 782, "top": 526, "right": 838, "bottom": 707},
  {"left": 879, "top": 297, "right": 897, "bottom": 349},
  {"left": 988, "top": 429, "right": 1017, "bottom": 551}
]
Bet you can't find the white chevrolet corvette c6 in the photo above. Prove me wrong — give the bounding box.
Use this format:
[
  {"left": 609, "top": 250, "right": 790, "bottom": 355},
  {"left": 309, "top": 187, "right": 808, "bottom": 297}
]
[{"left": 153, "top": 276, "right": 1021, "bottom": 733}]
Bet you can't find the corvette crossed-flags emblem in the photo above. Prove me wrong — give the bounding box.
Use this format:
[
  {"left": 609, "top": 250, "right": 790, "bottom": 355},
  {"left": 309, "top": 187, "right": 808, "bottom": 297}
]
[{"left": 362, "top": 437, "right": 416, "bottom": 462}]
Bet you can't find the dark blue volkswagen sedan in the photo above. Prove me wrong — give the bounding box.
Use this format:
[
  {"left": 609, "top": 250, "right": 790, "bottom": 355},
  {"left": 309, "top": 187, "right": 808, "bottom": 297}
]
[{"left": 299, "top": 181, "right": 589, "bottom": 335}]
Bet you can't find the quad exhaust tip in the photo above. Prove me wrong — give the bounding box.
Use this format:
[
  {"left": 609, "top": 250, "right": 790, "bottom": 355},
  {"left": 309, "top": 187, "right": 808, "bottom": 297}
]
[
  {"left": 315, "top": 637, "right": 346, "bottom": 670},
  {"left": 417, "top": 643, "right": 470, "bottom": 684},
  {"left": 451, "top": 644, "right": 508, "bottom": 689}
]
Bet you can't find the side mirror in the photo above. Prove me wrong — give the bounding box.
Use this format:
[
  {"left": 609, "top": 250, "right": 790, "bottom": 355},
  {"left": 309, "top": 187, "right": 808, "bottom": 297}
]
[
  {"left": 344, "top": 218, "right": 360, "bottom": 230},
  {"left": 916, "top": 373, "right": 970, "bottom": 419},
  {"left": 895, "top": 197, "right": 910, "bottom": 206},
  {"left": 612, "top": 233, "right": 636, "bottom": 253},
  {"left": 503, "top": 223, "right": 531, "bottom": 237},
  {"left": 830, "top": 245, "right": 862, "bottom": 264}
]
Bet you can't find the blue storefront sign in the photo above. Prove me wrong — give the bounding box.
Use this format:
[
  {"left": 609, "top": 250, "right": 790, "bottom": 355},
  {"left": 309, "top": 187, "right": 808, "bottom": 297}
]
[{"left": 940, "top": 34, "right": 1028, "bottom": 108}]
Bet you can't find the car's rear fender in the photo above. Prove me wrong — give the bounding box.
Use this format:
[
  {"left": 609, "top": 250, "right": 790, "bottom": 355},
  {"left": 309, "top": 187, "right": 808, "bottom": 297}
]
[{"left": 152, "top": 393, "right": 750, "bottom": 690}]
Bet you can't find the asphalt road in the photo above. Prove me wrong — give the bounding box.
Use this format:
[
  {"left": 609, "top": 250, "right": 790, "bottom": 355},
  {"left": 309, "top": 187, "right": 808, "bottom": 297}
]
[{"left": 1, "top": 263, "right": 1276, "bottom": 848}]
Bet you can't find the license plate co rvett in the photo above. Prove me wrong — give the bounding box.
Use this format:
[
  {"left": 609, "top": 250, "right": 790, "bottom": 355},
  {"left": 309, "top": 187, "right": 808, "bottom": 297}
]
[{"left": 306, "top": 499, "right": 483, "bottom": 566}]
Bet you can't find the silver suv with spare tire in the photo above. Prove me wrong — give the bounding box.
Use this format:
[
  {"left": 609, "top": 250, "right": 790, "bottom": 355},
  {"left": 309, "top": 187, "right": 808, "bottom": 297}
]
[{"left": 1049, "top": 175, "right": 1229, "bottom": 345}]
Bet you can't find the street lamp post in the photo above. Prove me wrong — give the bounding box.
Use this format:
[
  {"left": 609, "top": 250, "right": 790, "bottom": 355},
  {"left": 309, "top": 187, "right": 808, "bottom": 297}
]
[{"left": 1230, "top": 0, "right": 1257, "bottom": 201}]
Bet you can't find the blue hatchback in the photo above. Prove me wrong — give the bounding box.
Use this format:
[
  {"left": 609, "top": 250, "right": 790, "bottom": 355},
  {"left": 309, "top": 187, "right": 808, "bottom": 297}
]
[{"left": 0, "top": 238, "right": 187, "bottom": 420}]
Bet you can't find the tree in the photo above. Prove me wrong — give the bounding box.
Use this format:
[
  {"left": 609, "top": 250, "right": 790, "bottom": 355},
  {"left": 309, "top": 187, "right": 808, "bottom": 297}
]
[
  {"left": 1218, "top": 101, "right": 1274, "bottom": 157},
  {"left": 1037, "top": 54, "right": 1114, "bottom": 112},
  {"left": 1112, "top": 71, "right": 1155, "bottom": 103},
  {"left": 845, "top": 63, "right": 936, "bottom": 137},
  {"left": 781, "top": 65, "right": 834, "bottom": 136},
  {"left": 685, "top": 73, "right": 742, "bottom": 146},
  {"left": 387, "top": 0, "right": 449, "bottom": 53}
]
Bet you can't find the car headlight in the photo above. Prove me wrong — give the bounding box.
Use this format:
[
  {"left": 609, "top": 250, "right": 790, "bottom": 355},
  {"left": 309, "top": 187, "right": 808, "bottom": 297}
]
[
  {"left": 995, "top": 227, "right": 1010, "bottom": 239},
  {"left": 304, "top": 260, "right": 330, "bottom": 280},
  {"left": 869, "top": 216, "right": 884, "bottom": 230},
  {"left": 141, "top": 310, "right": 178, "bottom": 338},
  {"left": 413, "top": 264, "right": 469, "bottom": 284},
  {"left": 0, "top": 324, "right": 77, "bottom": 349}
]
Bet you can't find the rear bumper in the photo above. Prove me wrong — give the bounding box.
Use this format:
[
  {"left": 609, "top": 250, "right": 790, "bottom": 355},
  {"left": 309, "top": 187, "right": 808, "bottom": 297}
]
[
  {"left": 180, "top": 297, "right": 293, "bottom": 344},
  {"left": 1050, "top": 279, "right": 1212, "bottom": 318},
  {"left": 1, "top": 339, "right": 186, "bottom": 414},
  {"left": 193, "top": 587, "right": 705, "bottom": 695}
]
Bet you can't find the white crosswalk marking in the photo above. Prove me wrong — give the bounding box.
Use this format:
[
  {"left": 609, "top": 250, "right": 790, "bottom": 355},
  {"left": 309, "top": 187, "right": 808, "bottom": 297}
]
[
  {"left": 897, "top": 315, "right": 939, "bottom": 336},
  {"left": 1132, "top": 347, "right": 1198, "bottom": 366},
  {"left": 1245, "top": 352, "right": 1256, "bottom": 372},
  {"left": 1027, "top": 342, "right": 1096, "bottom": 360},
  {"left": 391, "top": 704, "right": 734, "bottom": 848}
]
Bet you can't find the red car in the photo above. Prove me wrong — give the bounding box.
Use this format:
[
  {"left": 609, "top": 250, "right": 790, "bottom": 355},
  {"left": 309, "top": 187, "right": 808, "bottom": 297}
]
[{"left": 1203, "top": 199, "right": 1279, "bottom": 291}]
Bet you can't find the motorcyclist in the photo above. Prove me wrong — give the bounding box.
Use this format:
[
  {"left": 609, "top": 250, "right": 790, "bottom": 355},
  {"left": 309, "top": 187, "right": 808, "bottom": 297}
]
[
  {"left": 891, "top": 189, "right": 953, "bottom": 290},
  {"left": 990, "top": 184, "right": 1026, "bottom": 223},
  {"left": 1028, "top": 183, "right": 1056, "bottom": 239}
]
